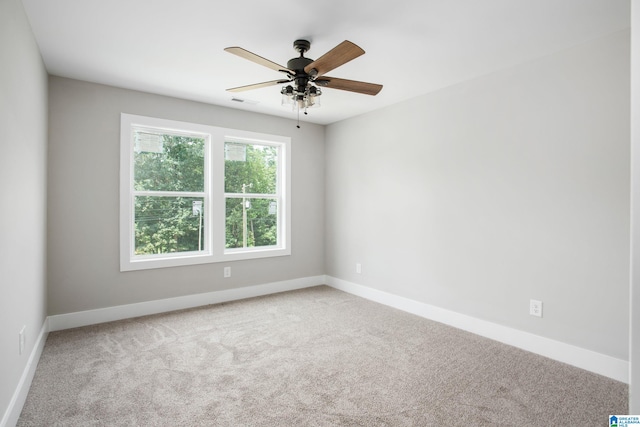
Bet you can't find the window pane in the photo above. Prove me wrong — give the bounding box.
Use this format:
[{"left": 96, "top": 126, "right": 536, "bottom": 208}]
[
  {"left": 135, "top": 196, "right": 205, "bottom": 255},
  {"left": 225, "top": 197, "right": 278, "bottom": 249},
  {"left": 225, "top": 143, "right": 277, "bottom": 194},
  {"left": 134, "top": 131, "right": 205, "bottom": 192}
]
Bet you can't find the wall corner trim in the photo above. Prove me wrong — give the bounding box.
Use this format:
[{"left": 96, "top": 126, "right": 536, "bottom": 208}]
[
  {"left": 326, "top": 276, "right": 629, "bottom": 383},
  {"left": 1, "top": 319, "right": 49, "bottom": 427},
  {"left": 48, "top": 275, "right": 327, "bottom": 332}
]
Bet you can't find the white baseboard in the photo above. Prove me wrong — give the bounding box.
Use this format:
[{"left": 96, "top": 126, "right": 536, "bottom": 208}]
[
  {"left": 1, "top": 320, "right": 49, "bottom": 427},
  {"left": 48, "top": 275, "right": 326, "bottom": 332},
  {"left": 326, "top": 276, "right": 629, "bottom": 384}
]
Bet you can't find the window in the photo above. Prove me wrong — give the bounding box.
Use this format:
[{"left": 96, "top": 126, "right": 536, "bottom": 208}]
[
  {"left": 120, "top": 114, "right": 291, "bottom": 271},
  {"left": 224, "top": 141, "right": 280, "bottom": 251}
]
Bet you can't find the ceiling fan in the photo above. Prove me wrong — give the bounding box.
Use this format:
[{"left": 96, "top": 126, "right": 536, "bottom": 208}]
[{"left": 224, "top": 39, "right": 383, "bottom": 120}]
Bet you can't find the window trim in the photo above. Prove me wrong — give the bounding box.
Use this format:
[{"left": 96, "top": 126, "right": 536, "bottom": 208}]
[{"left": 120, "top": 113, "right": 291, "bottom": 271}]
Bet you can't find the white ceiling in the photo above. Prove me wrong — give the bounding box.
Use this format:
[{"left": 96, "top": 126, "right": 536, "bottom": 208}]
[{"left": 21, "top": 0, "right": 629, "bottom": 125}]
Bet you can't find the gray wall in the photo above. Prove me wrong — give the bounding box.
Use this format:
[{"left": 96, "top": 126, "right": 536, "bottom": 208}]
[
  {"left": 325, "top": 30, "right": 630, "bottom": 360},
  {"left": 630, "top": 2, "right": 640, "bottom": 412},
  {"left": 0, "top": 0, "right": 48, "bottom": 421},
  {"left": 47, "top": 77, "right": 325, "bottom": 315}
]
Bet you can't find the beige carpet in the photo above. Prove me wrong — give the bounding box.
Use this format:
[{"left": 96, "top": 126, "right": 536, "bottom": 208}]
[{"left": 18, "top": 286, "right": 627, "bottom": 426}]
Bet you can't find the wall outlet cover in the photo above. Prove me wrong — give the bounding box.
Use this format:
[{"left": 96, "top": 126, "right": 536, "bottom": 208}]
[
  {"left": 19, "top": 325, "right": 26, "bottom": 355},
  {"left": 530, "top": 300, "right": 543, "bottom": 317}
]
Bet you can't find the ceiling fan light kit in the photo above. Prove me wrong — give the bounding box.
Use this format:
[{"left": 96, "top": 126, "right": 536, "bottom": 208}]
[
  {"left": 224, "top": 39, "right": 383, "bottom": 126},
  {"left": 281, "top": 83, "right": 321, "bottom": 110}
]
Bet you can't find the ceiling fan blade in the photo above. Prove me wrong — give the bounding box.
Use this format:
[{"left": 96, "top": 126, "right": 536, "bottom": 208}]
[
  {"left": 226, "top": 79, "right": 290, "bottom": 93},
  {"left": 315, "top": 77, "right": 382, "bottom": 96},
  {"left": 304, "top": 41, "right": 365, "bottom": 77},
  {"left": 224, "top": 47, "right": 293, "bottom": 74}
]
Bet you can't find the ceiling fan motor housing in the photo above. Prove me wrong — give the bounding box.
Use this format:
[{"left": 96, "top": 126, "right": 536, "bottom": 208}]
[{"left": 287, "top": 56, "right": 313, "bottom": 74}]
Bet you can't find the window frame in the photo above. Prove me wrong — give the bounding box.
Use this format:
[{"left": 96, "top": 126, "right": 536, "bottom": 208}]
[{"left": 120, "top": 113, "right": 291, "bottom": 271}]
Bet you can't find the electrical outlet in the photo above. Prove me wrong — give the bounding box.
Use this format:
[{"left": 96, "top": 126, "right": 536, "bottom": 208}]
[
  {"left": 356, "top": 263, "right": 362, "bottom": 274},
  {"left": 223, "top": 266, "right": 231, "bottom": 278},
  {"left": 530, "top": 300, "right": 543, "bottom": 317},
  {"left": 19, "top": 326, "right": 26, "bottom": 355}
]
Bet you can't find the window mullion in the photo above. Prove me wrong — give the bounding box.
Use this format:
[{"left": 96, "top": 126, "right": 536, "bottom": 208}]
[
  {"left": 224, "top": 193, "right": 277, "bottom": 199},
  {"left": 134, "top": 190, "right": 206, "bottom": 198}
]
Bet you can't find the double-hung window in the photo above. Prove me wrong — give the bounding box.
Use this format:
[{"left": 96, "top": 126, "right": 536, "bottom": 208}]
[{"left": 120, "top": 114, "right": 291, "bottom": 271}]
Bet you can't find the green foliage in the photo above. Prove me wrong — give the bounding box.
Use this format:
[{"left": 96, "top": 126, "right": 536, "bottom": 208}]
[
  {"left": 135, "top": 196, "right": 204, "bottom": 254},
  {"left": 225, "top": 198, "right": 278, "bottom": 249},
  {"left": 134, "top": 134, "right": 205, "bottom": 192},
  {"left": 133, "top": 137, "right": 279, "bottom": 255},
  {"left": 133, "top": 134, "right": 205, "bottom": 255},
  {"left": 225, "top": 143, "right": 279, "bottom": 249},
  {"left": 224, "top": 144, "right": 277, "bottom": 193}
]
